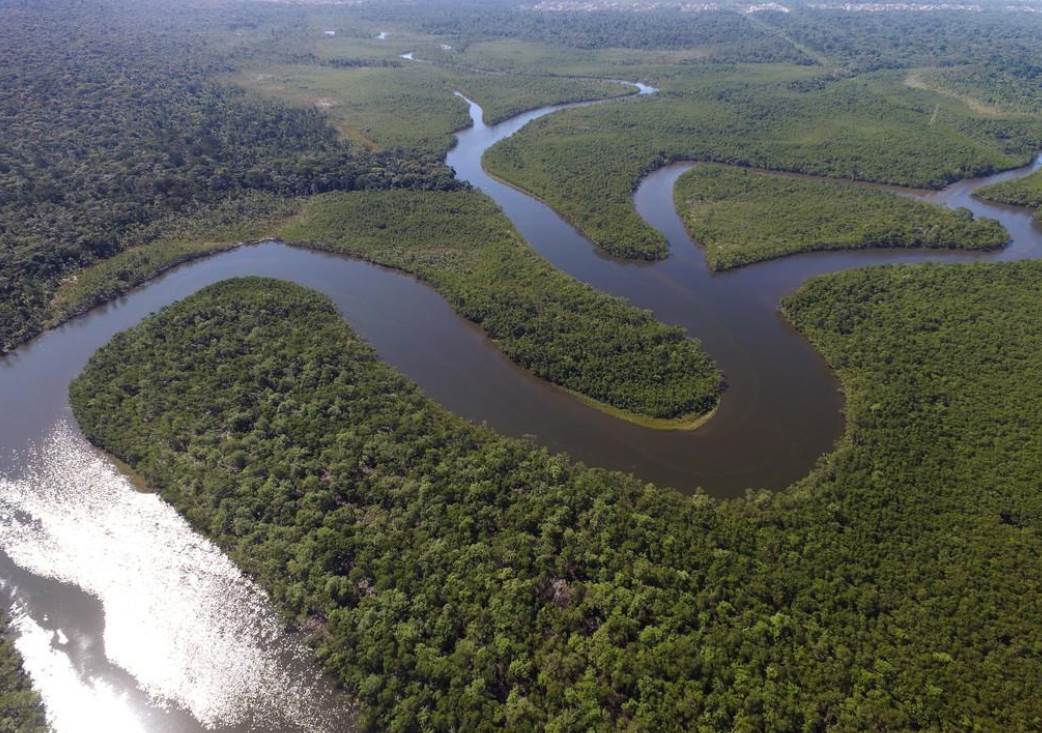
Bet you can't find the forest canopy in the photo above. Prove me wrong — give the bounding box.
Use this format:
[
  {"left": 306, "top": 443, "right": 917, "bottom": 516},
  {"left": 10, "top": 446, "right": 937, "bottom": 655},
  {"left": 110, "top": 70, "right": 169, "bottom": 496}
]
[
  {"left": 675, "top": 163, "right": 1008, "bottom": 269},
  {"left": 0, "top": 0, "right": 456, "bottom": 353},
  {"left": 72, "top": 269, "right": 1042, "bottom": 731},
  {"left": 975, "top": 168, "right": 1042, "bottom": 218},
  {"left": 485, "top": 65, "right": 1042, "bottom": 260},
  {"left": 278, "top": 190, "right": 720, "bottom": 422}
]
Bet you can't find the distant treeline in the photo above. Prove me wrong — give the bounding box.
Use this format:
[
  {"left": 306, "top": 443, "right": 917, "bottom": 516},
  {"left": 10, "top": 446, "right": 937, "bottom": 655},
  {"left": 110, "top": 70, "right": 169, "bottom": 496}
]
[
  {"left": 361, "top": 0, "right": 813, "bottom": 62},
  {"left": 769, "top": 9, "right": 1042, "bottom": 73},
  {"left": 485, "top": 66, "right": 1042, "bottom": 260}
]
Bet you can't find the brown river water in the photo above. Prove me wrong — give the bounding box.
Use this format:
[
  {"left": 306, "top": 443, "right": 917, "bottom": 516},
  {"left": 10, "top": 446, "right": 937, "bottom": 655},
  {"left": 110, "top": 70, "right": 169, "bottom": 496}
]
[{"left": 1, "top": 83, "right": 1040, "bottom": 730}]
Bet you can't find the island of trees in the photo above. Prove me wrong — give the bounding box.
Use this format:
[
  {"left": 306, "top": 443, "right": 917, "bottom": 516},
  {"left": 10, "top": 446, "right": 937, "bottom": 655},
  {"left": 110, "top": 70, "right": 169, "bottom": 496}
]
[{"left": 675, "top": 163, "right": 1007, "bottom": 270}]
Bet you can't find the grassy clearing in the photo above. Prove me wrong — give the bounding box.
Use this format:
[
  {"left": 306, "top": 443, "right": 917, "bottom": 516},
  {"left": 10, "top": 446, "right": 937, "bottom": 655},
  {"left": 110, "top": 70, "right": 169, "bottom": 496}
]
[
  {"left": 230, "top": 62, "right": 630, "bottom": 155},
  {"left": 277, "top": 189, "right": 720, "bottom": 421},
  {"left": 485, "top": 65, "right": 1042, "bottom": 260},
  {"left": 675, "top": 163, "right": 1008, "bottom": 270}
]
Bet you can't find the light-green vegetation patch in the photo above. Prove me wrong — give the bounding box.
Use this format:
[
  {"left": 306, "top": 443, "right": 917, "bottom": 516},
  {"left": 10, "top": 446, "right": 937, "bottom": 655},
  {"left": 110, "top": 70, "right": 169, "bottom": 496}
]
[
  {"left": 73, "top": 264, "right": 1042, "bottom": 730},
  {"left": 976, "top": 168, "right": 1042, "bottom": 219},
  {"left": 675, "top": 163, "right": 1008, "bottom": 270},
  {"left": 231, "top": 63, "right": 630, "bottom": 154},
  {"left": 485, "top": 66, "right": 1042, "bottom": 260},
  {"left": 278, "top": 189, "right": 719, "bottom": 421}
]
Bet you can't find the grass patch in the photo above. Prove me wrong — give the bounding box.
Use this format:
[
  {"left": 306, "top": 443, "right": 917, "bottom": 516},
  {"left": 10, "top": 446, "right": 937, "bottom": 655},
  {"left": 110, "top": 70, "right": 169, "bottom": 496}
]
[
  {"left": 230, "top": 62, "right": 630, "bottom": 155},
  {"left": 675, "top": 163, "right": 1008, "bottom": 269}
]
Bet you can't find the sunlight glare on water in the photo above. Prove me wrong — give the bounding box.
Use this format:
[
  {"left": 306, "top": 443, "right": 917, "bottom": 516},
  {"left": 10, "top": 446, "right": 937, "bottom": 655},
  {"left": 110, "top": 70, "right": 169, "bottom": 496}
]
[
  {"left": 7, "top": 599, "right": 145, "bottom": 732},
  {"left": 0, "top": 422, "right": 352, "bottom": 732}
]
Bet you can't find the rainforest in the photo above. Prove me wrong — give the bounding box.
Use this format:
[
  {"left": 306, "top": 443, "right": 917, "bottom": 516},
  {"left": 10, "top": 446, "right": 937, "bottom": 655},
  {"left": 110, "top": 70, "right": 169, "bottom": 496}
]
[{"left": 2, "top": 0, "right": 1042, "bottom": 731}]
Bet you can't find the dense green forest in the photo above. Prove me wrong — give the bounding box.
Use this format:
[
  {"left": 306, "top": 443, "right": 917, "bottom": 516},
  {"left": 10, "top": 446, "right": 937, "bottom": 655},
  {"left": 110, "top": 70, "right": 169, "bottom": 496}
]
[
  {"left": 72, "top": 268, "right": 1042, "bottom": 730},
  {"left": 909, "top": 66, "right": 1042, "bottom": 117},
  {"left": 278, "top": 190, "right": 719, "bottom": 422},
  {"left": 976, "top": 169, "right": 1042, "bottom": 218},
  {"left": 0, "top": 618, "right": 46, "bottom": 733},
  {"left": 485, "top": 64, "right": 1042, "bottom": 259},
  {"left": 675, "top": 163, "right": 1008, "bottom": 269},
  {"left": 769, "top": 8, "right": 1042, "bottom": 72},
  {"left": 359, "top": 0, "right": 811, "bottom": 62},
  {"left": 0, "top": 0, "right": 456, "bottom": 354},
  {"left": 46, "top": 194, "right": 300, "bottom": 329}
]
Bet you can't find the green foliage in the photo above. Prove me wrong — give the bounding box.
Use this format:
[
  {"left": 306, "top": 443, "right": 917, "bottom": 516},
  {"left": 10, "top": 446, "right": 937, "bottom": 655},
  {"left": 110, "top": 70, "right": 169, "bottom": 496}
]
[
  {"left": 456, "top": 74, "right": 631, "bottom": 126},
  {"left": 909, "top": 65, "right": 1042, "bottom": 117},
  {"left": 47, "top": 194, "right": 300, "bottom": 328},
  {"left": 768, "top": 8, "right": 1042, "bottom": 73},
  {"left": 675, "top": 163, "right": 1008, "bottom": 269},
  {"left": 360, "top": 0, "right": 812, "bottom": 61},
  {"left": 72, "top": 268, "right": 1042, "bottom": 730},
  {"left": 278, "top": 190, "right": 719, "bottom": 420},
  {"left": 0, "top": 618, "right": 47, "bottom": 733},
  {"left": 485, "top": 65, "right": 1042, "bottom": 260},
  {"left": 231, "top": 62, "right": 630, "bottom": 154},
  {"left": 976, "top": 169, "right": 1042, "bottom": 218},
  {"left": 0, "top": 0, "right": 457, "bottom": 354}
]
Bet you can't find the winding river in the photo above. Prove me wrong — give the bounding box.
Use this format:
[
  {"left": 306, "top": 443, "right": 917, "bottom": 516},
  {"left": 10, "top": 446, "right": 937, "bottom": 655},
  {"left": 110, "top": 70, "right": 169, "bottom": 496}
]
[{"left": 2, "top": 82, "right": 1041, "bottom": 730}]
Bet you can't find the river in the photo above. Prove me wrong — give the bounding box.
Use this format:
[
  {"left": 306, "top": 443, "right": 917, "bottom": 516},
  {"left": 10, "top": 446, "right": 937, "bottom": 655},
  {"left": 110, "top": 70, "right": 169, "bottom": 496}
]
[{"left": 1, "top": 85, "right": 1040, "bottom": 730}]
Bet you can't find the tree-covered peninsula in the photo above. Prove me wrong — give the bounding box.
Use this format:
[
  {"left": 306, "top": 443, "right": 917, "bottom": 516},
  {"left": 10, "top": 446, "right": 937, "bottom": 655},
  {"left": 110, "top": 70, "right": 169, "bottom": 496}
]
[
  {"left": 975, "top": 168, "right": 1042, "bottom": 219},
  {"left": 277, "top": 190, "right": 719, "bottom": 423},
  {"left": 675, "top": 163, "right": 1007, "bottom": 270},
  {"left": 72, "top": 268, "right": 1042, "bottom": 731}
]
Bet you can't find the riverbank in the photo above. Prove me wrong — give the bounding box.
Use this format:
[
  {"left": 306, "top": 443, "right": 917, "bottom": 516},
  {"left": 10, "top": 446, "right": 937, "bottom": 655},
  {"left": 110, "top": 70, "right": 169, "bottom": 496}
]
[{"left": 70, "top": 261, "right": 1042, "bottom": 730}]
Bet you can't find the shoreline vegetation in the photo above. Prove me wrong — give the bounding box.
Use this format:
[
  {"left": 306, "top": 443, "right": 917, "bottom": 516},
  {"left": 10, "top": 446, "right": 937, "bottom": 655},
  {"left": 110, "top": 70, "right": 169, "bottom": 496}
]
[
  {"left": 975, "top": 168, "right": 1042, "bottom": 218},
  {"left": 674, "top": 162, "right": 1009, "bottom": 270},
  {"left": 277, "top": 189, "right": 721, "bottom": 422},
  {"left": 44, "top": 188, "right": 722, "bottom": 427},
  {"left": 72, "top": 268, "right": 1042, "bottom": 730},
  {"left": 45, "top": 195, "right": 302, "bottom": 331},
  {"left": 483, "top": 65, "right": 1042, "bottom": 262},
  {"left": 230, "top": 62, "right": 634, "bottom": 155},
  {"left": 0, "top": 615, "right": 47, "bottom": 733},
  {"left": 561, "top": 386, "right": 720, "bottom": 431}
]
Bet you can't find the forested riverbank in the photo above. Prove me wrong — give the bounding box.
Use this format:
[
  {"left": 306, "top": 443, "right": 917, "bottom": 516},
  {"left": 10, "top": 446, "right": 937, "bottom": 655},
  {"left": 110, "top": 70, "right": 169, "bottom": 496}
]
[
  {"left": 71, "top": 267, "right": 1042, "bottom": 730},
  {"left": 278, "top": 190, "right": 719, "bottom": 422},
  {"left": 976, "top": 169, "right": 1042, "bottom": 219},
  {"left": 0, "top": 616, "right": 46, "bottom": 733},
  {"left": 10, "top": 0, "right": 1042, "bottom": 729},
  {"left": 674, "top": 163, "right": 1008, "bottom": 270},
  {"left": 0, "top": 1, "right": 459, "bottom": 354},
  {"left": 484, "top": 65, "right": 1042, "bottom": 260}
]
